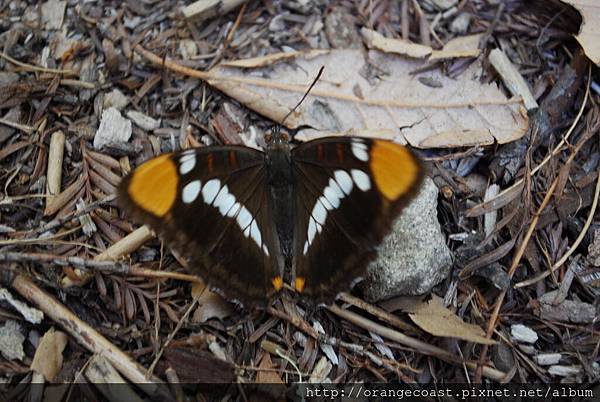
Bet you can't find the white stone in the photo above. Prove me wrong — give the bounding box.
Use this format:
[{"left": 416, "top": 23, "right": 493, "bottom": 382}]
[
  {"left": 126, "top": 110, "right": 160, "bottom": 131},
  {"left": 103, "top": 89, "right": 130, "bottom": 110},
  {"left": 179, "top": 39, "right": 198, "bottom": 60},
  {"left": 93, "top": 107, "right": 132, "bottom": 149},
  {"left": 533, "top": 353, "right": 561, "bottom": 366},
  {"left": 511, "top": 324, "right": 538, "bottom": 344}
]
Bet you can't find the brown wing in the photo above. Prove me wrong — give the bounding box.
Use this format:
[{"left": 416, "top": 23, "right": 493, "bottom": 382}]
[
  {"left": 291, "top": 137, "right": 423, "bottom": 304},
  {"left": 118, "top": 146, "right": 283, "bottom": 306}
]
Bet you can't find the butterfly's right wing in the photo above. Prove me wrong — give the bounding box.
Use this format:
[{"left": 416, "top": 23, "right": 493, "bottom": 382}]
[{"left": 118, "top": 146, "right": 283, "bottom": 306}]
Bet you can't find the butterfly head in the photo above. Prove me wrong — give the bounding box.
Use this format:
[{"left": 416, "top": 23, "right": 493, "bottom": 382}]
[{"left": 264, "top": 125, "right": 291, "bottom": 147}]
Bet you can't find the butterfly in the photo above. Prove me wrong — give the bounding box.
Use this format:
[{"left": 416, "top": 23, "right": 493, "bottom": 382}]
[{"left": 117, "top": 131, "right": 422, "bottom": 307}]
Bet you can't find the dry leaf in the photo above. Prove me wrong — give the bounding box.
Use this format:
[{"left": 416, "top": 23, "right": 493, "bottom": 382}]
[
  {"left": 562, "top": 0, "right": 600, "bottom": 65},
  {"left": 192, "top": 291, "right": 233, "bottom": 323},
  {"left": 208, "top": 49, "right": 527, "bottom": 148},
  {"left": 30, "top": 328, "right": 68, "bottom": 382},
  {"left": 429, "top": 34, "right": 483, "bottom": 60},
  {"left": 255, "top": 353, "right": 284, "bottom": 384},
  {"left": 190, "top": 279, "right": 232, "bottom": 322},
  {"left": 406, "top": 295, "right": 496, "bottom": 345},
  {"left": 361, "top": 28, "right": 432, "bottom": 58}
]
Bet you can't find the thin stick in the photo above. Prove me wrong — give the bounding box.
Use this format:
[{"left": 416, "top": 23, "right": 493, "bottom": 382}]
[
  {"left": 0, "top": 52, "right": 77, "bottom": 75},
  {"left": 466, "top": 64, "right": 591, "bottom": 218},
  {"left": 475, "top": 176, "right": 559, "bottom": 382},
  {"left": 134, "top": 45, "right": 521, "bottom": 109},
  {"left": 46, "top": 131, "right": 65, "bottom": 208},
  {"left": 515, "top": 149, "right": 600, "bottom": 287},
  {"left": 8, "top": 274, "right": 169, "bottom": 395},
  {"left": 62, "top": 226, "right": 155, "bottom": 287},
  {"left": 327, "top": 304, "right": 506, "bottom": 381}
]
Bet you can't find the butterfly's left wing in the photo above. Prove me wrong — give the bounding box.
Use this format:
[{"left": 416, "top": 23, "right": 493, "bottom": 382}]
[
  {"left": 117, "top": 146, "right": 282, "bottom": 306},
  {"left": 291, "top": 137, "right": 423, "bottom": 304}
]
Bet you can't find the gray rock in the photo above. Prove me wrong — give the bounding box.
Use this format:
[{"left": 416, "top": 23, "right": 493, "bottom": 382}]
[
  {"left": 588, "top": 228, "right": 600, "bottom": 267},
  {"left": 0, "top": 320, "right": 25, "bottom": 360},
  {"left": 93, "top": 107, "right": 132, "bottom": 149},
  {"left": 0, "top": 72, "right": 20, "bottom": 85},
  {"left": 539, "top": 290, "right": 597, "bottom": 324},
  {"left": 511, "top": 324, "right": 538, "bottom": 344},
  {"left": 325, "top": 8, "right": 362, "bottom": 49},
  {"left": 363, "top": 177, "right": 452, "bottom": 301},
  {"left": 450, "top": 12, "right": 471, "bottom": 34}
]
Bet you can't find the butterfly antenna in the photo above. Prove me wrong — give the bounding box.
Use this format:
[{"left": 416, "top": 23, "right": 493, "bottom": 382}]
[{"left": 280, "top": 66, "right": 324, "bottom": 127}]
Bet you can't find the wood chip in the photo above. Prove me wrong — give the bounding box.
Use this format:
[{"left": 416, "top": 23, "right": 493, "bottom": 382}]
[{"left": 489, "top": 48, "right": 538, "bottom": 110}]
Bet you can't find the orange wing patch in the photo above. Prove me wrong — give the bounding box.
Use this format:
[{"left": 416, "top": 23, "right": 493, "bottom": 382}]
[
  {"left": 294, "top": 277, "right": 306, "bottom": 292},
  {"left": 127, "top": 154, "right": 178, "bottom": 217},
  {"left": 370, "top": 140, "right": 420, "bottom": 201},
  {"left": 271, "top": 276, "right": 283, "bottom": 291}
]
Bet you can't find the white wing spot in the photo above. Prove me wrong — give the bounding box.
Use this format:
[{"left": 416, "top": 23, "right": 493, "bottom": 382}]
[
  {"left": 351, "top": 141, "right": 369, "bottom": 161},
  {"left": 179, "top": 152, "right": 196, "bottom": 175},
  {"left": 351, "top": 169, "right": 371, "bottom": 191},
  {"left": 334, "top": 170, "right": 353, "bottom": 195},
  {"left": 323, "top": 186, "right": 341, "bottom": 208},
  {"left": 319, "top": 196, "right": 334, "bottom": 211},
  {"left": 249, "top": 221, "right": 262, "bottom": 246},
  {"left": 236, "top": 206, "right": 252, "bottom": 230},
  {"left": 218, "top": 193, "right": 236, "bottom": 215},
  {"left": 227, "top": 202, "right": 241, "bottom": 217},
  {"left": 303, "top": 241, "right": 309, "bottom": 255},
  {"left": 182, "top": 180, "right": 201, "bottom": 203},
  {"left": 213, "top": 185, "right": 230, "bottom": 210},
  {"left": 312, "top": 200, "right": 327, "bottom": 225},
  {"left": 307, "top": 218, "right": 317, "bottom": 245},
  {"left": 202, "top": 179, "right": 220, "bottom": 204}
]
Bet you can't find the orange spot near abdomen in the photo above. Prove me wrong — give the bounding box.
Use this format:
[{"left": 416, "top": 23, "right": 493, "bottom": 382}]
[
  {"left": 127, "top": 154, "right": 178, "bottom": 217},
  {"left": 272, "top": 276, "right": 283, "bottom": 291},
  {"left": 370, "top": 140, "right": 421, "bottom": 201},
  {"left": 294, "top": 277, "right": 305, "bottom": 293}
]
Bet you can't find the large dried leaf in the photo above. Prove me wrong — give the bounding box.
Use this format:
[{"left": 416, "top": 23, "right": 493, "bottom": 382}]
[
  {"left": 562, "top": 0, "right": 600, "bottom": 65},
  {"left": 208, "top": 49, "right": 528, "bottom": 148},
  {"left": 30, "top": 328, "right": 68, "bottom": 382},
  {"left": 404, "top": 295, "right": 496, "bottom": 345}
]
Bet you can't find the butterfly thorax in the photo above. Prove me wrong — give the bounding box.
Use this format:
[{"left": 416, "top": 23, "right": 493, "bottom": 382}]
[{"left": 265, "top": 143, "right": 295, "bottom": 271}]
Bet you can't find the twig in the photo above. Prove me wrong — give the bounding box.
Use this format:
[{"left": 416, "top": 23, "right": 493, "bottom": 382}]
[
  {"left": 475, "top": 175, "right": 560, "bottom": 382},
  {"left": 62, "top": 225, "right": 155, "bottom": 287},
  {"left": 0, "top": 251, "right": 202, "bottom": 282},
  {"left": 46, "top": 131, "right": 65, "bottom": 208},
  {"left": 6, "top": 274, "right": 169, "bottom": 395},
  {"left": 0, "top": 117, "right": 35, "bottom": 135},
  {"left": 515, "top": 137, "right": 600, "bottom": 287},
  {"left": 466, "top": 64, "right": 591, "bottom": 218},
  {"left": 327, "top": 304, "right": 506, "bottom": 381},
  {"left": 338, "top": 293, "right": 417, "bottom": 333},
  {"left": 146, "top": 289, "right": 203, "bottom": 377},
  {"left": 134, "top": 45, "right": 522, "bottom": 110},
  {"left": 0, "top": 52, "right": 77, "bottom": 75}
]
